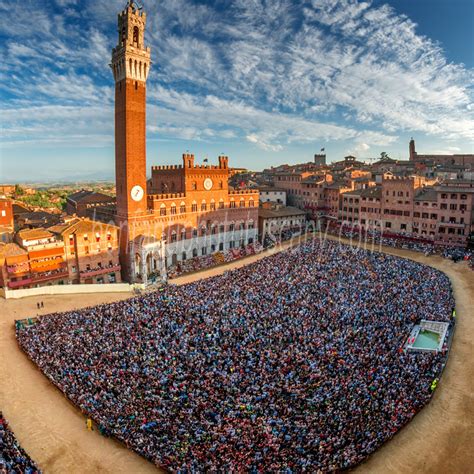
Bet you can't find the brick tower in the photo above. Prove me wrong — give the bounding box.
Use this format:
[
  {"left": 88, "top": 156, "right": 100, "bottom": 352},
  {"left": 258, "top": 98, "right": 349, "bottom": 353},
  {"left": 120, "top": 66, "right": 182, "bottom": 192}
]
[{"left": 111, "top": 1, "right": 151, "bottom": 222}]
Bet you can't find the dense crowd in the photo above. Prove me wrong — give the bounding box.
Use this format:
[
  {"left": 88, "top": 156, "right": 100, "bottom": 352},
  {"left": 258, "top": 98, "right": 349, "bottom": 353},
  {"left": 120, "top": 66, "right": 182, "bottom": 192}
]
[
  {"left": 0, "top": 412, "right": 40, "bottom": 474},
  {"left": 17, "top": 240, "right": 454, "bottom": 472},
  {"left": 168, "top": 243, "right": 263, "bottom": 279},
  {"left": 327, "top": 223, "right": 473, "bottom": 262}
]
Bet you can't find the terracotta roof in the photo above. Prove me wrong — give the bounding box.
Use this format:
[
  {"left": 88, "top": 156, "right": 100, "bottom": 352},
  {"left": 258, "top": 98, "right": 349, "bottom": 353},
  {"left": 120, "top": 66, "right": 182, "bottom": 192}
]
[
  {"left": 414, "top": 187, "right": 438, "bottom": 202},
  {"left": 12, "top": 202, "right": 31, "bottom": 214},
  {"left": 50, "top": 218, "right": 118, "bottom": 236},
  {"left": 17, "top": 228, "right": 54, "bottom": 241},
  {"left": 342, "top": 189, "right": 366, "bottom": 197},
  {"left": 259, "top": 206, "right": 306, "bottom": 219},
  {"left": 2, "top": 243, "right": 28, "bottom": 257},
  {"left": 67, "top": 190, "right": 115, "bottom": 204},
  {"left": 360, "top": 187, "right": 382, "bottom": 199}
]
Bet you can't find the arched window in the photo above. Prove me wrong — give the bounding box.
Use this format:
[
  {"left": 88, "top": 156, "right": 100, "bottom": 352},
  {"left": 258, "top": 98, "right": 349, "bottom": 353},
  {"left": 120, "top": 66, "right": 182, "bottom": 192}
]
[
  {"left": 170, "top": 203, "right": 177, "bottom": 215},
  {"left": 180, "top": 202, "right": 186, "bottom": 214},
  {"left": 192, "top": 181, "right": 197, "bottom": 190},
  {"left": 230, "top": 199, "right": 236, "bottom": 209},
  {"left": 219, "top": 199, "right": 225, "bottom": 209},
  {"left": 192, "top": 248, "right": 198, "bottom": 258},
  {"left": 170, "top": 231, "right": 177, "bottom": 243},
  {"left": 133, "top": 26, "right": 139, "bottom": 46},
  {"left": 191, "top": 201, "right": 197, "bottom": 212},
  {"left": 240, "top": 198, "right": 245, "bottom": 208},
  {"left": 201, "top": 200, "right": 207, "bottom": 211},
  {"left": 182, "top": 251, "right": 187, "bottom": 261},
  {"left": 249, "top": 199, "right": 254, "bottom": 207},
  {"left": 160, "top": 203, "right": 166, "bottom": 216},
  {"left": 180, "top": 228, "right": 186, "bottom": 240}
]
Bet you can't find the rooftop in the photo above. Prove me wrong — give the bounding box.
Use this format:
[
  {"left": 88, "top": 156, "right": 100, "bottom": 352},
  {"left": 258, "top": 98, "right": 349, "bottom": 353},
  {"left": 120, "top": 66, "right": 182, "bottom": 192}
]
[
  {"left": 259, "top": 206, "right": 306, "bottom": 219},
  {"left": 67, "top": 190, "right": 115, "bottom": 205},
  {"left": 17, "top": 228, "right": 54, "bottom": 241},
  {"left": 414, "top": 187, "right": 438, "bottom": 202}
]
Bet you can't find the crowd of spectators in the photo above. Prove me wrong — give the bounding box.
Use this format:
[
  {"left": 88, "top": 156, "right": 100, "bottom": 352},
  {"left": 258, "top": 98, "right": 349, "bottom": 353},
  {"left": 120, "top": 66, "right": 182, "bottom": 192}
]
[
  {"left": 326, "top": 223, "right": 472, "bottom": 263},
  {"left": 17, "top": 240, "right": 453, "bottom": 472},
  {"left": 0, "top": 412, "right": 40, "bottom": 474},
  {"left": 168, "top": 243, "right": 263, "bottom": 279}
]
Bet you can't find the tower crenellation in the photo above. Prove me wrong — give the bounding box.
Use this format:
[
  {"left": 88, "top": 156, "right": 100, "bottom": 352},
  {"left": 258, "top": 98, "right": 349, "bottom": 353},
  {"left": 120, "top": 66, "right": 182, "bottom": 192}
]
[{"left": 111, "top": 1, "right": 151, "bottom": 83}]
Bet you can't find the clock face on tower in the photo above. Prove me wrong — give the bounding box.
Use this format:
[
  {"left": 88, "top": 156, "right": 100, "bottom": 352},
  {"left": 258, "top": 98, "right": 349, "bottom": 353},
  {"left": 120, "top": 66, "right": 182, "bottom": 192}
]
[
  {"left": 131, "top": 185, "right": 144, "bottom": 202},
  {"left": 204, "top": 178, "right": 213, "bottom": 191}
]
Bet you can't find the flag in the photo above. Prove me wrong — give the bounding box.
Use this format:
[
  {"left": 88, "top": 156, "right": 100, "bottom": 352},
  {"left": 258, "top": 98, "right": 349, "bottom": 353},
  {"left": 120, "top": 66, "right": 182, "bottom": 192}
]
[
  {"left": 320, "top": 148, "right": 325, "bottom": 152},
  {"left": 203, "top": 158, "right": 208, "bottom": 163}
]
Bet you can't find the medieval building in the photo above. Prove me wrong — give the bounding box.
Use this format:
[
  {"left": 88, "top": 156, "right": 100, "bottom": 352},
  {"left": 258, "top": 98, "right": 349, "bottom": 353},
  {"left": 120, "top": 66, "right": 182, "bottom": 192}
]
[{"left": 111, "top": 2, "right": 258, "bottom": 283}]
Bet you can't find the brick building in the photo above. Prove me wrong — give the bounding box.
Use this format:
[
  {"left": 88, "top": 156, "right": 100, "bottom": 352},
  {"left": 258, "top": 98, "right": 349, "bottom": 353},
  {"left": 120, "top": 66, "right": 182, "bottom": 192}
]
[
  {"left": 2, "top": 229, "right": 70, "bottom": 290},
  {"left": 258, "top": 204, "right": 306, "bottom": 244},
  {"left": 0, "top": 198, "right": 13, "bottom": 229},
  {"left": 409, "top": 138, "right": 474, "bottom": 168},
  {"left": 110, "top": 2, "right": 258, "bottom": 283},
  {"left": 341, "top": 177, "right": 474, "bottom": 247},
  {"left": 49, "top": 218, "right": 122, "bottom": 284},
  {"left": 0, "top": 185, "right": 15, "bottom": 197},
  {"left": 0, "top": 198, "right": 14, "bottom": 243},
  {"left": 66, "top": 190, "right": 116, "bottom": 218}
]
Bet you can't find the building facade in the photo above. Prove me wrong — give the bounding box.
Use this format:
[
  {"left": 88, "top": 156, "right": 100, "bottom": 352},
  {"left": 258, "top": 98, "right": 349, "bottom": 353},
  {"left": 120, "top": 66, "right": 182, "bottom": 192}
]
[
  {"left": 50, "top": 218, "right": 122, "bottom": 285},
  {"left": 110, "top": 2, "right": 259, "bottom": 283},
  {"left": 258, "top": 187, "right": 287, "bottom": 206},
  {"left": 409, "top": 138, "right": 474, "bottom": 168},
  {"left": 258, "top": 204, "right": 307, "bottom": 244},
  {"left": 340, "top": 178, "right": 474, "bottom": 247}
]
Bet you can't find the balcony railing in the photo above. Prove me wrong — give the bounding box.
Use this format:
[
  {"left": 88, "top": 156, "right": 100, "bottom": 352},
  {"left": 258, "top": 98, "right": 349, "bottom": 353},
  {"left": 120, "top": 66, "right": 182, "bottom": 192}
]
[
  {"left": 8, "top": 278, "right": 33, "bottom": 289},
  {"left": 79, "top": 264, "right": 121, "bottom": 278},
  {"left": 30, "top": 271, "right": 69, "bottom": 284}
]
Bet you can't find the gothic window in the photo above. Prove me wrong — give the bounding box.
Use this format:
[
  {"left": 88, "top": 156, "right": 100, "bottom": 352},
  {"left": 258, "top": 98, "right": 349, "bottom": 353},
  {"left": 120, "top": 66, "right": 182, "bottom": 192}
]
[{"left": 133, "top": 26, "right": 139, "bottom": 46}]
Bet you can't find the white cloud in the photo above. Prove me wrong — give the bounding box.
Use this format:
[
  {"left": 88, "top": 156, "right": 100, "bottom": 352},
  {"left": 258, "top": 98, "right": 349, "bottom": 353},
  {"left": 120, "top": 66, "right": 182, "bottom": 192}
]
[
  {"left": 246, "top": 133, "right": 284, "bottom": 152},
  {"left": 1, "top": 0, "right": 473, "bottom": 156}
]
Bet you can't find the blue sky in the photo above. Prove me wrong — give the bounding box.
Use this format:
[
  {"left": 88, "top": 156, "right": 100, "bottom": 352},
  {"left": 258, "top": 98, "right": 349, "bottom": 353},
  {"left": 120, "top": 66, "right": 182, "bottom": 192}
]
[{"left": 0, "top": 0, "right": 473, "bottom": 182}]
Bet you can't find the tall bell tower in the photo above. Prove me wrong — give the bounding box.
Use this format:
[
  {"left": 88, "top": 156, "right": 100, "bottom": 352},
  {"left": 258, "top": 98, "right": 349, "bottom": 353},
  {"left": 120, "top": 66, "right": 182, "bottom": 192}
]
[{"left": 111, "top": 1, "right": 151, "bottom": 222}]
